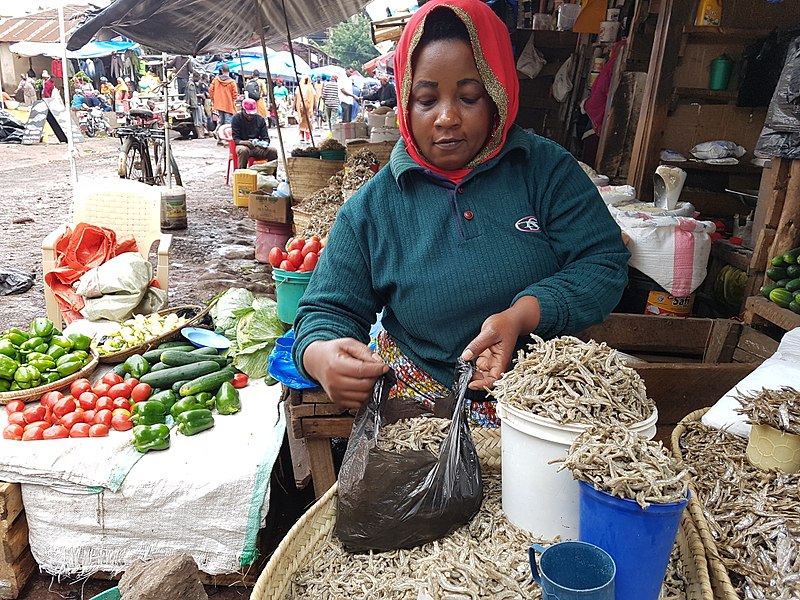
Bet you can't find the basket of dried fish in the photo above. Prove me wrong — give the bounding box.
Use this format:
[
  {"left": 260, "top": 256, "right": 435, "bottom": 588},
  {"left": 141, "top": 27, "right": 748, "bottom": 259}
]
[
  {"left": 346, "top": 141, "right": 396, "bottom": 168},
  {"left": 672, "top": 407, "right": 800, "bottom": 600},
  {"left": 286, "top": 158, "right": 344, "bottom": 202}
]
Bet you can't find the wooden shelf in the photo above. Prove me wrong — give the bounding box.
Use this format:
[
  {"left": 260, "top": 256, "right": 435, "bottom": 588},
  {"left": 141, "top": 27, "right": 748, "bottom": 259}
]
[
  {"left": 711, "top": 240, "right": 753, "bottom": 272},
  {"left": 674, "top": 87, "right": 737, "bottom": 102},
  {"left": 682, "top": 26, "right": 773, "bottom": 41},
  {"left": 679, "top": 161, "right": 765, "bottom": 174},
  {"left": 744, "top": 295, "right": 800, "bottom": 331}
]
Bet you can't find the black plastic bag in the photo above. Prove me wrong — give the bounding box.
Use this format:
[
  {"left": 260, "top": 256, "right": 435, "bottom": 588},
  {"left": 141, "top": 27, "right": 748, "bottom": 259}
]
[
  {"left": 0, "top": 268, "right": 34, "bottom": 295},
  {"left": 335, "top": 359, "right": 483, "bottom": 552}
]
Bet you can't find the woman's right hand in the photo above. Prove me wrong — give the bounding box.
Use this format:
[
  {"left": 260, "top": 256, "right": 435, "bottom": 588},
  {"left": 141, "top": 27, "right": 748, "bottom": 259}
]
[{"left": 302, "top": 338, "right": 389, "bottom": 410}]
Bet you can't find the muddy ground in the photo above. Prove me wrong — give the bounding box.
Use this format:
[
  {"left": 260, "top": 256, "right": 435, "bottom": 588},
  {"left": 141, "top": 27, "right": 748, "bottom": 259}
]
[{"left": 0, "top": 124, "right": 318, "bottom": 599}]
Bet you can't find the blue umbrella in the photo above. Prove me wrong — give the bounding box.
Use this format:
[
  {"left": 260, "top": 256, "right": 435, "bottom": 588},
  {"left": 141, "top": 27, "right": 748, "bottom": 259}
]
[{"left": 217, "top": 54, "right": 309, "bottom": 81}]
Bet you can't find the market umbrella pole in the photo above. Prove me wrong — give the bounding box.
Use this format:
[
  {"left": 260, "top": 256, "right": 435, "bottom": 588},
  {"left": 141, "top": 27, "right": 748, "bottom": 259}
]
[
  {"left": 281, "top": 0, "right": 313, "bottom": 145},
  {"left": 253, "top": 0, "right": 288, "bottom": 176},
  {"left": 58, "top": 5, "right": 77, "bottom": 186},
  {"left": 162, "top": 52, "right": 172, "bottom": 189}
]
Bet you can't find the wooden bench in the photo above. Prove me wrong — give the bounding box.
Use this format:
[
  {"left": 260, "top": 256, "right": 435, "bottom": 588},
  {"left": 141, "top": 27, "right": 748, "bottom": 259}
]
[{"left": 0, "top": 483, "right": 35, "bottom": 600}]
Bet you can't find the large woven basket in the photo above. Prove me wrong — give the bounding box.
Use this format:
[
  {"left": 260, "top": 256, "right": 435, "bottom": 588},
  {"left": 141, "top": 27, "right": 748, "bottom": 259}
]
[
  {"left": 251, "top": 427, "right": 710, "bottom": 600},
  {"left": 0, "top": 347, "right": 99, "bottom": 405},
  {"left": 346, "top": 141, "right": 396, "bottom": 169},
  {"left": 672, "top": 408, "right": 740, "bottom": 600},
  {"left": 290, "top": 207, "right": 313, "bottom": 235},
  {"left": 97, "top": 304, "right": 213, "bottom": 364},
  {"left": 285, "top": 158, "right": 344, "bottom": 202}
]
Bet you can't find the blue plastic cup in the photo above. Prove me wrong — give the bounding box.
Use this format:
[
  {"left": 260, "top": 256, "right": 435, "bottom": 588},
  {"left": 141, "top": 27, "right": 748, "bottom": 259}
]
[
  {"left": 529, "top": 541, "right": 616, "bottom": 600},
  {"left": 578, "top": 480, "right": 688, "bottom": 600}
]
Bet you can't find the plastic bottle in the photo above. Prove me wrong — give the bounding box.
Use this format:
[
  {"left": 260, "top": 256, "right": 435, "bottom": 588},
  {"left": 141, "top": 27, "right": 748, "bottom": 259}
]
[
  {"left": 273, "top": 179, "right": 291, "bottom": 198},
  {"left": 709, "top": 54, "right": 733, "bottom": 90}
]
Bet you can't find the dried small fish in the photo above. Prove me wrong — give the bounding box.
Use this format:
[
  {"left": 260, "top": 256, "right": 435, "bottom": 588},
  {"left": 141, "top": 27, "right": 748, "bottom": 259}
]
[
  {"left": 377, "top": 417, "right": 450, "bottom": 455},
  {"left": 735, "top": 387, "right": 800, "bottom": 435}
]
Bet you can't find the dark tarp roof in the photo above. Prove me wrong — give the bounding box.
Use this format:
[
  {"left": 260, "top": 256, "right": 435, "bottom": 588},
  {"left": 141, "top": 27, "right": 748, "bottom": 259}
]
[{"left": 66, "top": 0, "right": 369, "bottom": 55}]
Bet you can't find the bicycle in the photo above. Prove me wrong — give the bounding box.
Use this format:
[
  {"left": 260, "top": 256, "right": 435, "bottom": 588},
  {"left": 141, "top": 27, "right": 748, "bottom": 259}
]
[{"left": 115, "top": 107, "right": 182, "bottom": 187}]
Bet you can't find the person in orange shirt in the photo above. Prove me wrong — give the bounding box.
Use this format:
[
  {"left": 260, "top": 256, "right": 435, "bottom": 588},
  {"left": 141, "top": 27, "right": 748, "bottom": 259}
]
[{"left": 209, "top": 64, "right": 239, "bottom": 126}]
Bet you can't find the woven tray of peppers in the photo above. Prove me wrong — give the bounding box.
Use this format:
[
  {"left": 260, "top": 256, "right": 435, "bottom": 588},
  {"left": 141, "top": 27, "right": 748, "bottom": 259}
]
[{"left": 0, "top": 317, "right": 98, "bottom": 404}]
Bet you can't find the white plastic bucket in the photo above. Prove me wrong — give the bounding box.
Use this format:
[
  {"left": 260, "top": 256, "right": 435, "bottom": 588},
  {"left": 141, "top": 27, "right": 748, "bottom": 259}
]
[{"left": 497, "top": 401, "right": 658, "bottom": 540}]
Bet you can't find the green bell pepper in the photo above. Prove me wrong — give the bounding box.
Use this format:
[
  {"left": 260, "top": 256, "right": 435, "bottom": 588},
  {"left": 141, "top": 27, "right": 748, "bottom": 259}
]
[
  {"left": 20, "top": 337, "right": 47, "bottom": 354},
  {"left": 132, "top": 424, "right": 171, "bottom": 453},
  {"left": 0, "top": 379, "right": 10, "bottom": 392},
  {"left": 149, "top": 390, "right": 178, "bottom": 412},
  {"left": 40, "top": 371, "right": 62, "bottom": 384},
  {"left": 9, "top": 381, "right": 21, "bottom": 391},
  {"left": 2, "top": 328, "right": 29, "bottom": 346},
  {"left": 0, "top": 338, "right": 18, "bottom": 360},
  {"left": 215, "top": 382, "right": 241, "bottom": 415},
  {"left": 176, "top": 409, "right": 215, "bottom": 436},
  {"left": 67, "top": 332, "right": 91, "bottom": 351},
  {"left": 46, "top": 344, "right": 68, "bottom": 361},
  {"left": 196, "top": 392, "right": 216, "bottom": 410},
  {"left": 123, "top": 354, "right": 150, "bottom": 378},
  {"left": 170, "top": 396, "right": 204, "bottom": 419},
  {"left": 13, "top": 365, "right": 40, "bottom": 389},
  {"left": 29, "top": 317, "right": 54, "bottom": 339},
  {"left": 0, "top": 355, "right": 19, "bottom": 380},
  {"left": 130, "top": 400, "right": 167, "bottom": 426},
  {"left": 55, "top": 355, "right": 84, "bottom": 376},
  {"left": 48, "top": 335, "right": 73, "bottom": 351},
  {"left": 26, "top": 352, "right": 57, "bottom": 373}
]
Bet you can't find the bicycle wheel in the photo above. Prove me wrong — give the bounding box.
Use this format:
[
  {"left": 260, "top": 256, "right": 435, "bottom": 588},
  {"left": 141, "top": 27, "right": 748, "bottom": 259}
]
[
  {"left": 118, "top": 138, "right": 152, "bottom": 183},
  {"left": 85, "top": 119, "right": 96, "bottom": 138},
  {"left": 152, "top": 139, "right": 183, "bottom": 187}
]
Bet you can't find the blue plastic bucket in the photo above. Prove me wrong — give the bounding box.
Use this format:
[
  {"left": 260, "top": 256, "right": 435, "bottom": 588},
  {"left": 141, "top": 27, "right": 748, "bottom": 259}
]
[
  {"left": 578, "top": 481, "right": 688, "bottom": 600},
  {"left": 272, "top": 268, "right": 313, "bottom": 325},
  {"left": 529, "top": 541, "right": 615, "bottom": 600}
]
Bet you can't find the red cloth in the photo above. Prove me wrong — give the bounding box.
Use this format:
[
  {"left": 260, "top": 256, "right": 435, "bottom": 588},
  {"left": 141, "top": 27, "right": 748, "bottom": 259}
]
[
  {"left": 42, "top": 78, "right": 54, "bottom": 99},
  {"left": 50, "top": 59, "right": 63, "bottom": 79},
  {"left": 393, "top": 0, "right": 519, "bottom": 184},
  {"left": 44, "top": 223, "right": 138, "bottom": 324},
  {"left": 584, "top": 40, "right": 626, "bottom": 136}
]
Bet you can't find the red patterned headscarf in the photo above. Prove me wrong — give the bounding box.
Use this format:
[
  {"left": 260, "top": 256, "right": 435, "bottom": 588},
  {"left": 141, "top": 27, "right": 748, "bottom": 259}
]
[{"left": 393, "top": 0, "right": 519, "bottom": 183}]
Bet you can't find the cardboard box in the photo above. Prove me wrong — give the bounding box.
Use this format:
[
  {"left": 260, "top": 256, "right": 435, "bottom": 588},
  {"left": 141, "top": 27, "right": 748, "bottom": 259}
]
[
  {"left": 233, "top": 169, "right": 258, "bottom": 207},
  {"left": 248, "top": 192, "right": 291, "bottom": 223}
]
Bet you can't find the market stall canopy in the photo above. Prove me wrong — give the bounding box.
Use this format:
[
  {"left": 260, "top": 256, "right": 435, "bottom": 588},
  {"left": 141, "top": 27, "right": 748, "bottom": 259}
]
[
  {"left": 66, "top": 0, "right": 371, "bottom": 55},
  {"left": 8, "top": 39, "right": 138, "bottom": 59},
  {"left": 217, "top": 51, "right": 310, "bottom": 80},
  {"left": 363, "top": 49, "right": 395, "bottom": 74}
]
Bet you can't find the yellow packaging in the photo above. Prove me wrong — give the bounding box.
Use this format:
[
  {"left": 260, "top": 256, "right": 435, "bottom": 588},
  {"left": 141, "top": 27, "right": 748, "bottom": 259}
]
[
  {"left": 644, "top": 291, "right": 694, "bottom": 317},
  {"left": 695, "top": 0, "right": 722, "bottom": 26},
  {"left": 233, "top": 169, "right": 258, "bottom": 207}
]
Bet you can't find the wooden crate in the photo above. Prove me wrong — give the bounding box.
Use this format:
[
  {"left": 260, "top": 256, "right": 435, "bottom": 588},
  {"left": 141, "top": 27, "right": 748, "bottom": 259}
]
[{"left": 0, "top": 483, "right": 35, "bottom": 600}]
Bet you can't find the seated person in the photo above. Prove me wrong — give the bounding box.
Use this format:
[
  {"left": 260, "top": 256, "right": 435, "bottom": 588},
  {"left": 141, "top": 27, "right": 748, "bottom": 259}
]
[{"left": 231, "top": 98, "right": 278, "bottom": 169}]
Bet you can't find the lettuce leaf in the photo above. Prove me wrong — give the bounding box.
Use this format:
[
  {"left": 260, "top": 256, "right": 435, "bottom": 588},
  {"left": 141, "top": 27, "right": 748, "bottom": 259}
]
[{"left": 232, "top": 298, "right": 284, "bottom": 378}]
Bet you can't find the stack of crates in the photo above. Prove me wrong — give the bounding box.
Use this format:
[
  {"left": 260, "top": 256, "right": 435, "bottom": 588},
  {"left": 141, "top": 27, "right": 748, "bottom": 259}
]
[{"left": 0, "top": 483, "right": 35, "bottom": 599}]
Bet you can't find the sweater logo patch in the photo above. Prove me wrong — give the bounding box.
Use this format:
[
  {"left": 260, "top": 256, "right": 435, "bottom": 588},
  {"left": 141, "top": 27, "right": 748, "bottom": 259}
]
[{"left": 515, "top": 216, "right": 541, "bottom": 233}]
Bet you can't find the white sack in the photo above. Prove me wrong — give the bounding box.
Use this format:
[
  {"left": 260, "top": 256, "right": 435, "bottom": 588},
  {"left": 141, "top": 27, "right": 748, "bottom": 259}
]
[{"left": 516, "top": 35, "right": 546, "bottom": 79}]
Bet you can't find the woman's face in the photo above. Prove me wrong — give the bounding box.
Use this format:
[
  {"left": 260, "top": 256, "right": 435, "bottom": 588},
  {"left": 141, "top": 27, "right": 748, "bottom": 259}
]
[{"left": 408, "top": 39, "right": 494, "bottom": 171}]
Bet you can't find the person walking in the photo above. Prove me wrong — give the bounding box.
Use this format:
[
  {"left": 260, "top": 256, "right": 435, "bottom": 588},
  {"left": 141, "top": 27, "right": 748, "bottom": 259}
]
[
  {"left": 338, "top": 68, "right": 357, "bottom": 123},
  {"left": 186, "top": 72, "right": 207, "bottom": 138},
  {"left": 295, "top": 75, "right": 316, "bottom": 143},
  {"left": 15, "top": 74, "right": 36, "bottom": 106},
  {"left": 41, "top": 70, "right": 54, "bottom": 99},
  {"left": 245, "top": 70, "right": 269, "bottom": 118},
  {"left": 322, "top": 75, "right": 340, "bottom": 130},
  {"left": 209, "top": 65, "right": 238, "bottom": 127},
  {"left": 272, "top": 78, "right": 289, "bottom": 126}
]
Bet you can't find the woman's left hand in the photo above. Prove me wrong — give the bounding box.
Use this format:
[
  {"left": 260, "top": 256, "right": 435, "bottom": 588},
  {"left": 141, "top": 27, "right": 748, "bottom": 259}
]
[{"left": 461, "top": 296, "right": 541, "bottom": 391}]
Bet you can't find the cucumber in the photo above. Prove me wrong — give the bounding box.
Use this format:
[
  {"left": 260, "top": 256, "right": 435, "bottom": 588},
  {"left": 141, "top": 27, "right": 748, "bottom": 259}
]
[
  {"left": 776, "top": 278, "right": 791, "bottom": 289},
  {"left": 782, "top": 247, "right": 800, "bottom": 265},
  {"left": 189, "top": 347, "right": 219, "bottom": 356},
  {"left": 172, "top": 379, "right": 190, "bottom": 394},
  {"left": 160, "top": 350, "right": 228, "bottom": 368},
  {"left": 786, "top": 278, "right": 800, "bottom": 293},
  {"left": 111, "top": 363, "right": 127, "bottom": 377},
  {"left": 150, "top": 362, "right": 169, "bottom": 372},
  {"left": 760, "top": 284, "right": 778, "bottom": 298},
  {"left": 787, "top": 264, "right": 800, "bottom": 279},
  {"left": 790, "top": 302, "right": 800, "bottom": 315},
  {"left": 158, "top": 341, "right": 195, "bottom": 349},
  {"left": 139, "top": 361, "right": 221, "bottom": 389},
  {"left": 769, "top": 287, "right": 794, "bottom": 309},
  {"left": 795, "top": 291, "right": 800, "bottom": 304},
  {"left": 766, "top": 267, "right": 788, "bottom": 282},
  {"left": 179, "top": 367, "right": 237, "bottom": 397},
  {"left": 771, "top": 255, "right": 789, "bottom": 268},
  {"left": 142, "top": 345, "right": 195, "bottom": 363}
]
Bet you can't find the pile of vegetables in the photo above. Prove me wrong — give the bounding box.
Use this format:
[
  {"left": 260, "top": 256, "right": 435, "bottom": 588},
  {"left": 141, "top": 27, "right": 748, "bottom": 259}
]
[
  {"left": 759, "top": 246, "right": 800, "bottom": 314},
  {"left": 0, "top": 318, "right": 93, "bottom": 392},
  {"left": 96, "top": 312, "right": 190, "bottom": 356},
  {"left": 267, "top": 235, "right": 323, "bottom": 273}
]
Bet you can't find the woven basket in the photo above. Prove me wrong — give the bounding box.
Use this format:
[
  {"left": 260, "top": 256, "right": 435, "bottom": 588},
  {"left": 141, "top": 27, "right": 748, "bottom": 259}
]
[
  {"left": 251, "top": 427, "right": 708, "bottom": 600},
  {"left": 97, "top": 304, "right": 213, "bottom": 364},
  {"left": 672, "top": 408, "right": 740, "bottom": 600},
  {"left": 346, "top": 141, "right": 396, "bottom": 169},
  {"left": 290, "top": 207, "right": 313, "bottom": 235},
  {"left": 285, "top": 158, "right": 344, "bottom": 202},
  {"left": 0, "top": 347, "right": 99, "bottom": 405}
]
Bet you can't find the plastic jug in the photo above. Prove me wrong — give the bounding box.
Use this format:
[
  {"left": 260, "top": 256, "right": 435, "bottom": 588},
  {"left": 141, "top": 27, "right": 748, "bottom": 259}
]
[
  {"left": 709, "top": 54, "right": 733, "bottom": 90},
  {"left": 273, "top": 179, "right": 291, "bottom": 198}
]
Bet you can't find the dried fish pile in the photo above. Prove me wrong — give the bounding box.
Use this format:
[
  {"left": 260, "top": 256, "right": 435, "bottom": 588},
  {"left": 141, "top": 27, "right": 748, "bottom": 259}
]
[
  {"left": 300, "top": 208, "right": 340, "bottom": 239},
  {"left": 376, "top": 417, "right": 450, "bottom": 456},
  {"left": 491, "top": 335, "right": 654, "bottom": 425},
  {"left": 661, "top": 544, "right": 691, "bottom": 600},
  {"left": 295, "top": 186, "right": 343, "bottom": 238},
  {"left": 287, "top": 476, "right": 545, "bottom": 600},
  {"left": 346, "top": 149, "right": 379, "bottom": 170},
  {"left": 736, "top": 386, "right": 800, "bottom": 435},
  {"left": 320, "top": 138, "right": 345, "bottom": 151},
  {"left": 559, "top": 425, "right": 689, "bottom": 509},
  {"left": 679, "top": 421, "right": 800, "bottom": 598},
  {"left": 295, "top": 186, "right": 342, "bottom": 213}
]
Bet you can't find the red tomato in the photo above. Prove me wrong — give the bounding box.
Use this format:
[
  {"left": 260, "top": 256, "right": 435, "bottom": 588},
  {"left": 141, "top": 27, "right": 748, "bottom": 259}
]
[
  {"left": 88, "top": 424, "right": 109, "bottom": 438},
  {"left": 111, "top": 413, "right": 133, "bottom": 431},
  {"left": 8, "top": 412, "right": 26, "bottom": 428},
  {"left": 301, "top": 239, "right": 321, "bottom": 257},
  {"left": 77, "top": 391, "right": 98, "bottom": 411},
  {"left": 22, "top": 427, "right": 44, "bottom": 441},
  {"left": 93, "top": 409, "right": 113, "bottom": 427},
  {"left": 2, "top": 424, "right": 23, "bottom": 441},
  {"left": 301, "top": 252, "right": 319, "bottom": 272},
  {"left": 112, "top": 398, "right": 131, "bottom": 412},
  {"left": 101, "top": 373, "right": 124, "bottom": 386},
  {"left": 39, "top": 392, "right": 63, "bottom": 410},
  {"left": 130, "top": 383, "right": 152, "bottom": 404},
  {"left": 70, "top": 379, "right": 92, "bottom": 398},
  {"left": 42, "top": 425, "right": 69, "bottom": 440},
  {"left": 24, "top": 420, "right": 49, "bottom": 432},
  {"left": 108, "top": 383, "right": 132, "bottom": 400},
  {"left": 112, "top": 408, "right": 131, "bottom": 418},
  {"left": 81, "top": 410, "right": 96, "bottom": 424},
  {"left": 23, "top": 405, "right": 48, "bottom": 424},
  {"left": 232, "top": 373, "right": 249, "bottom": 388},
  {"left": 268, "top": 246, "right": 284, "bottom": 268},
  {"left": 310, "top": 235, "right": 321, "bottom": 243},
  {"left": 288, "top": 238, "right": 305, "bottom": 252},
  {"left": 279, "top": 259, "right": 296, "bottom": 272},
  {"left": 5, "top": 400, "right": 26, "bottom": 414},
  {"left": 53, "top": 397, "right": 77, "bottom": 419},
  {"left": 95, "top": 396, "right": 114, "bottom": 412},
  {"left": 126, "top": 378, "right": 139, "bottom": 387},
  {"left": 92, "top": 382, "right": 111, "bottom": 397},
  {"left": 69, "top": 423, "right": 91, "bottom": 438},
  {"left": 287, "top": 249, "right": 304, "bottom": 268},
  {"left": 58, "top": 412, "right": 83, "bottom": 431}
]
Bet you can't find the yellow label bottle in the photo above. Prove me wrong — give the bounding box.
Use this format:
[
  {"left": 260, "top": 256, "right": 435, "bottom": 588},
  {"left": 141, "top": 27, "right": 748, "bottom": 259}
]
[{"left": 695, "top": 0, "right": 722, "bottom": 26}]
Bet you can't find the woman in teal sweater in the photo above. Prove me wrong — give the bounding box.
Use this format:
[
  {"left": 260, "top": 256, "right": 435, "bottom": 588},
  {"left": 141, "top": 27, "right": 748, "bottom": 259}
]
[{"left": 293, "top": 0, "right": 630, "bottom": 426}]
